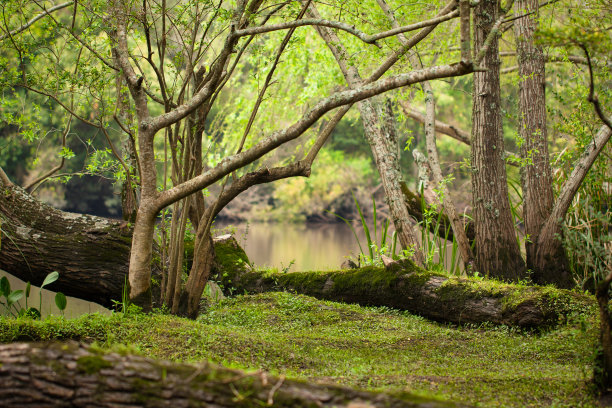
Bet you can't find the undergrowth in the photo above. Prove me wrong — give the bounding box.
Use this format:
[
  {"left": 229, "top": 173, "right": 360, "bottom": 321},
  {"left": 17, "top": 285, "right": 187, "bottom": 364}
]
[{"left": 0, "top": 291, "right": 600, "bottom": 407}]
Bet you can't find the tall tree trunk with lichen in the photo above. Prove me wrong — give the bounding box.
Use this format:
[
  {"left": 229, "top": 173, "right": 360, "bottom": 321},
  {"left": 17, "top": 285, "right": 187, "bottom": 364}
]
[
  {"left": 513, "top": 0, "right": 572, "bottom": 286},
  {"left": 471, "top": 0, "right": 526, "bottom": 280}
]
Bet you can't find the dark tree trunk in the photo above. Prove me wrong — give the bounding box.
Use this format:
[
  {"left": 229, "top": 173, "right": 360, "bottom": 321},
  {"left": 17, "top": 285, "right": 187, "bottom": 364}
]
[
  {"left": 513, "top": 0, "right": 572, "bottom": 286},
  {"left": 215, "top": 260, "right": 592, "bottom": 329},
  {"left": 471, "top": 0, "right": 526, "bottom": 280},
  {"left": 596, "top": 278, "right": 612, "bottom": 391},
  {"left": 0, "top": 184, "right": 132, "bottom": 308},
  {"left": 0, "top": 342, "right": 463, "bottom": 408}
]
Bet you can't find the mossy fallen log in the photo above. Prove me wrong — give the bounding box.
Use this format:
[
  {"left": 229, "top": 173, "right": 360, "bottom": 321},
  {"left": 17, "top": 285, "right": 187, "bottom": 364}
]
[
  {"left": 0, "top": 342, "right": 465, "bottom": 407},
  {"left": 215, "top": 258, "right": 594, "bottom": 328}
]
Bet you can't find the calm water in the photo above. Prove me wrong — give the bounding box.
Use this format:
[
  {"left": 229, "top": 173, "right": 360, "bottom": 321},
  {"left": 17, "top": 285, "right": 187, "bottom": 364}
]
[
  {"left": 217, "top": 222, "right": 461, "bottom": 273},
  {"left": 217, "top": 222, "right": 373, "bottom": 272}
]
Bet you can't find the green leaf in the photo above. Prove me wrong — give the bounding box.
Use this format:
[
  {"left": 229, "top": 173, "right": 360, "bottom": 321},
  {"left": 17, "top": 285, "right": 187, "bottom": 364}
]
[
  {"left": 24, "top": 307, "right": 41, "bottom": 319},
  {"left": 55, "top": 292, "right": 67, "bottom": 311},
  {"left": 7, "top": 290, "right": 23, "bottom": 305},
  {"left": 41, "top": 271, "right": 59, "bottom": 289},
  {"left": 0, "top": 276, "right": 10, "bottom": 297}
]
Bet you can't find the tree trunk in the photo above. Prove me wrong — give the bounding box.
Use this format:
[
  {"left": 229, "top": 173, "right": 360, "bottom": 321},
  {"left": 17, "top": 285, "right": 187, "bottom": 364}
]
[
  {"left": 596, "top": 277, "right": 612, "bottom": 391},
  {"left": 0, "top": 184, "right": 132, "bottom": 308},
  {"left": 306, "top": 3, "right": 425, "bottom": 266},
  {"left": 471, "top": 0, "right": 526, "bottom": 280},
  {"left": 361, "top": 98, "right": 426, "bottom": 265},
  {"left": 0, "top": 342, "right": 463, "bottom": 408},
  {"left": 215, "top": 260, "right": 593, "bottom": 329},
  {"left": 513, "top": 0, "right": 565, "bottom": 278}
]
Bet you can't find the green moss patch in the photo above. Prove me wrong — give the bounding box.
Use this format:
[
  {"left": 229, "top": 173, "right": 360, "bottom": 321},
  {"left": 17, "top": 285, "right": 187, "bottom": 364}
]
[{"left": 0, "top": 291, "right": 600, "bottom": 407}]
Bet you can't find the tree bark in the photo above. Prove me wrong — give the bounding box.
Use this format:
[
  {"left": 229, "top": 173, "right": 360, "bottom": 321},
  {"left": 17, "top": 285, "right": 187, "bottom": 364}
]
[
  {"left": 513, "top": 0, "right": 566, "bottom": 281},
  {"left": 215, "top": 260, "right": 593, "bottom": 329},
  {"left": 0, "top": 342, "right": 463, "bottom": 408},
  {"left": 471, "top": 0, "right": 526, "bottom": 280},
  {"left": 534, "top": 123, "right": 611, "bottom": 288},
  {"left": 0, "top": 184, "right": 132, "bottom": 308}
]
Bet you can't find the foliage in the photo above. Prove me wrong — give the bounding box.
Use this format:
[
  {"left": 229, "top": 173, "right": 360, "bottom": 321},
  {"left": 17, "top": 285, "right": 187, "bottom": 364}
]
[
  {"left": 0, "top": 271, "right": 67, "bottom": 318},
  {"left": 271, "top": 149, "right": 375, "bottom": 221},
  {"left": 326, "top": 193, "right": 405, "bottom": 267}
]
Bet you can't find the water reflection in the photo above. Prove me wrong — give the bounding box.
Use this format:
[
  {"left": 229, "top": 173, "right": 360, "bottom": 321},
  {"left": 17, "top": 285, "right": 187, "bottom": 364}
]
[
  {"left": 217, "top": 222, "right": 462, "bottom": 273},
  {"left": 217, "top": 222, "right": 370, "bottom": 272}
]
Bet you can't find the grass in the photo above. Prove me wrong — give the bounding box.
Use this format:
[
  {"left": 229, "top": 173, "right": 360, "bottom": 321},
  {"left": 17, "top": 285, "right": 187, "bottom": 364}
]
[{"left": 0, "top": 291, "right": 599, "bottom": 407}]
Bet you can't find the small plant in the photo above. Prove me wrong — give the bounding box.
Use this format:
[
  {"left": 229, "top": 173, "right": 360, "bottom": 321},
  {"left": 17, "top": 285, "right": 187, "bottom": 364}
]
[
  {"left": 327, "top": 193, "right": 398, "bottom": 267},
  {"left": 280, "top": 259, "right": 295, "bottom": 274},
  {"left": 0, "top": 271, "right": 67, "bottom": 318}
]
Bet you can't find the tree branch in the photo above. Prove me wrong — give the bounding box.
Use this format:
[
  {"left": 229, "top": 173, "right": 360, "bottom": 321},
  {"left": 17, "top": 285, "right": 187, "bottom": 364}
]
[
  {"left": 157, "top": 62, "right": 473, "bottom": 210},
  {"left": 231, "top": 11, "right": 460, "bottom": 46},
  {"left": 0, "top": 1, "right": 73, "bottom": 41}
]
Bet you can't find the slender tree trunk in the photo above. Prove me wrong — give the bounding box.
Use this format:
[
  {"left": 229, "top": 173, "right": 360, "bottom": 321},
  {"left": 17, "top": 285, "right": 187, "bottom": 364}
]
[
  {"left": 128, "top": 127, "right": 159, "bottom": 310},
  {"left": 471, "top": 0, "right": 526, "bottom": 280},
  {"left": 513, "top": 0, "right": 568, "bottom": 281},
  {"left": 361, "top": 98, "right": 425, "bottom": 264},
  {"left": 307, "top": 3, "right": 425, "bottom": 266},
  {"left": 534, "top": 124, "right": 611, "bottom": 287}
]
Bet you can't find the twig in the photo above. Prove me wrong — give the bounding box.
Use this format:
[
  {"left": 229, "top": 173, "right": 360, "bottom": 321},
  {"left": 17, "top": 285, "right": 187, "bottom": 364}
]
[{"left": 0, "top": 1, "right": 73, "bottom": 41}]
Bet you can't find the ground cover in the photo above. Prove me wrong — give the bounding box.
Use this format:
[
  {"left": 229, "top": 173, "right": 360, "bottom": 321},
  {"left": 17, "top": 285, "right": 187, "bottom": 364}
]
[{"left": 0, "top": 291, "right": 599, "bottom": 407}]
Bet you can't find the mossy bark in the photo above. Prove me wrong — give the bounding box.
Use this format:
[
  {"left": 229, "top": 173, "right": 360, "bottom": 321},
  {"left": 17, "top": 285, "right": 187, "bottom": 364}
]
[
  {"left": 0, "top": 184, "right": 134, "bottom": 308},
  {"left": 0, "top": 184, "right": 232, "bottom": 309},
  {"left": 216, "top": 260, "right": 593, "bottom": 328},
  {"left": 0, "top": 342, "right": 464, "bottom": 407}
]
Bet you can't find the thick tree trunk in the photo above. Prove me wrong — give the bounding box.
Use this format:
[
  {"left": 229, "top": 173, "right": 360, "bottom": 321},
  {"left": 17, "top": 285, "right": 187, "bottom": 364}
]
[
  {"left": 0, "top": 184, "right": 132, "bottom": 308},
  {"left": 471, "top": 0, "right": 526, "bottom": 280},
  {"left": 513, "top": 0, "right": 566, "bottom": 279},
  {"left": 0, "top": 342, "right": 462, "bottom": 408},
  {"left": 215, "top": 260, "right": 593, "bottom": 329}
]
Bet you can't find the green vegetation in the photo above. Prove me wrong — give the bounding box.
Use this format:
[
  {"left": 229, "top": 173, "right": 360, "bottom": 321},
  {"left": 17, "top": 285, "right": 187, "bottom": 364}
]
[
  {"left": 0, "top": 271, "right": 66, "bottom": 318},
  {"left": 0, "top": 291, "right": 598, "bottom": 407}
]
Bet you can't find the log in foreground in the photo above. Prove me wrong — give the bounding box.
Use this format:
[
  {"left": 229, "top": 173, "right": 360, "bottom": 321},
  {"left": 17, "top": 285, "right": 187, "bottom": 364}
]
[
  {"left": 215, "top": 256, "right": 593, "bottom": 328},
  {"left": 0, "top": 342, "right": 464, "bottom": 408}
]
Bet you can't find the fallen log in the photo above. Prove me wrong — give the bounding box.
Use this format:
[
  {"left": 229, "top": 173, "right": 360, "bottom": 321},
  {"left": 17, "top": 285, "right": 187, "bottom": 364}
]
[
  {"left": 0, "top": 342, "right": 463, "bottom": 407},
  {"left": 0, "top": 184, "right": 236, "bottom": 308},
  {"left": 215, "top": 260, "right": 594, "bottom": 328},
  {"left": 0, "top": 184, "right": 134, "bottom": 307}
]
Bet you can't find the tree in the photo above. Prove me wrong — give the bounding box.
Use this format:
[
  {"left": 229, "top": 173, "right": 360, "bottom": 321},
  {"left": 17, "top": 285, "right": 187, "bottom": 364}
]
[
  {"left": 0, "top": 0, "right": 475, "bottom": 316},
  {"left": 470, "top": 0, "right": 527, "bottom": 280}
]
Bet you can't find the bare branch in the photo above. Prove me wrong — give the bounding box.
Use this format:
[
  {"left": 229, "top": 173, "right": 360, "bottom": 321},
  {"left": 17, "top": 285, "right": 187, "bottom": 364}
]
[
  {"left": 232, "top": 10, "right": 460, "bottom": 46},
  {"left": 24, "top": 115, "right": 73, "bottom": 192}
]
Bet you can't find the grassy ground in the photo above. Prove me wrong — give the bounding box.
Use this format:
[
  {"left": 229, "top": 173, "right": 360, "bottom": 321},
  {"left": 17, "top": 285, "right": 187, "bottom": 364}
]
[{"left": 0, "top": 291, "right": 600, "bottom": 407}]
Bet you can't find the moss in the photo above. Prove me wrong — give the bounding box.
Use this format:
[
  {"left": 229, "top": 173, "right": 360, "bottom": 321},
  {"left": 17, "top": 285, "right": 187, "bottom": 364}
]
[
  {"left": 76, "top": 355, "right": 112, "bottom": 374},
  {"left": 0, "top": 291, "right": 600, "bottom": 407}
]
